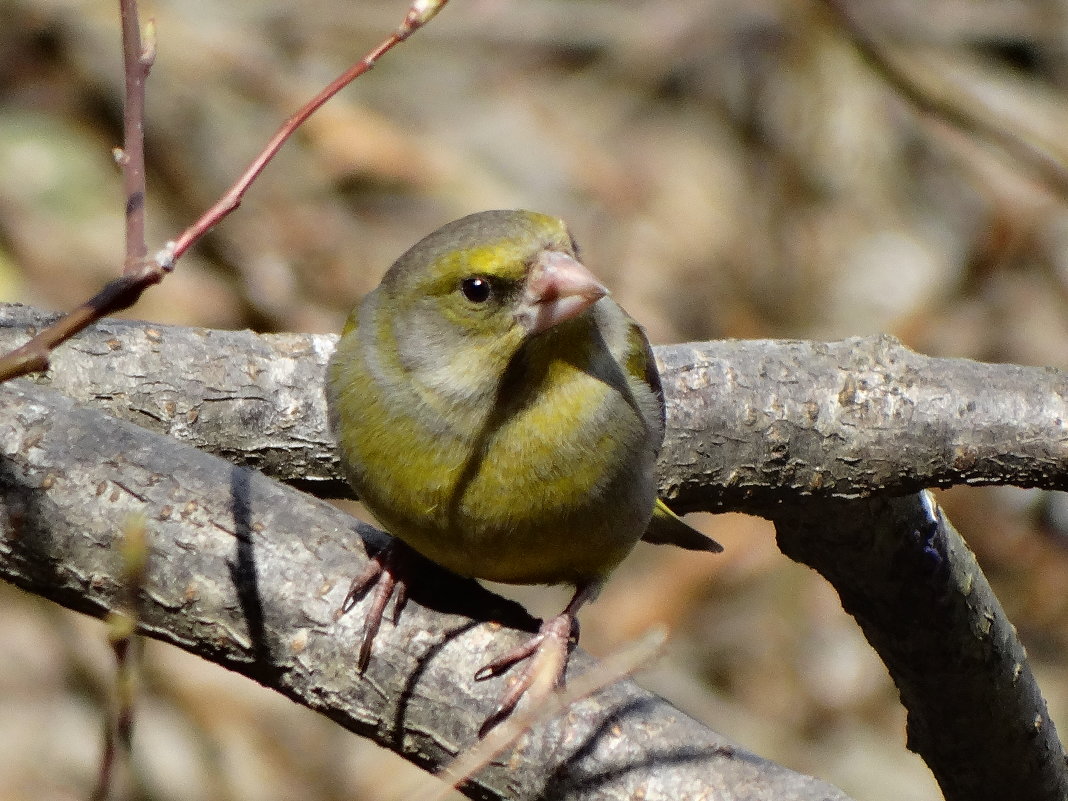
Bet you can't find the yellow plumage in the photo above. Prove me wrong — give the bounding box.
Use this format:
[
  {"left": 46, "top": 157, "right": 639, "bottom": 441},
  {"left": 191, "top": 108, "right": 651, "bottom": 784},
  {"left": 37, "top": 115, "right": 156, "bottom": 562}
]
[{"left": 326, "top": 209, "right": 721, "bottom": 731}]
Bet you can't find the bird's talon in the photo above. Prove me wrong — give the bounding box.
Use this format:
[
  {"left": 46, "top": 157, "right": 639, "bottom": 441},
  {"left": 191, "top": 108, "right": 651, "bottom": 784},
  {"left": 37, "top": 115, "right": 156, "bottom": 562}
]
[
  {"left": 339, "top": 542, "right": 409, "bottom": 673},
  {"left": 472, "top": 609, "right": 584, "bottom": 736},
  {"left": 341, "top": 592, "right": 359, "bottom": 614},
  {"left": 473, "top": 632, "right": 545, "bottom": 681},
  {"left": 392, "top": 582, "right": 409, "bottom": 624},
  {"left": 357, "top": 629, "right": 376, "bottom": 673},
  {"left": 478, "top": 704, "right": 511, "bottom": 738},
  {"left": 340, "top": 552, "right": 387, "bottom": 616}
]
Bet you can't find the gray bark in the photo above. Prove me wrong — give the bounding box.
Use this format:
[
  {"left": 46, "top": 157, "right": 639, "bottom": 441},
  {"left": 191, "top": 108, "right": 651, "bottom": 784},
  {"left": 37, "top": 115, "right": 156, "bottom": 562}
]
[
  {"left": 775, "top": 494, "right": 1065, "bottom": 801},
  {"left": 5, "top": 304, "right": 1066, "bottom": 508},
  {"left": 0, "top": 379, "right": 850, "bottom": 801},
  {"left": 2, "top": 301, "right": 1066, "bottom": 800}
]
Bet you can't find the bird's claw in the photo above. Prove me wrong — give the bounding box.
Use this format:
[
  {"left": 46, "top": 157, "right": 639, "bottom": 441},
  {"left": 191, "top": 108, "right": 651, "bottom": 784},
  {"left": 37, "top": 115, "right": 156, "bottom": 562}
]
[
  {"left": 476, "top": 612, "right": 578, "bottom": 737},
  {"left": 339, "top": 542, "right": 405, "bottom": 672},
  {"left": 341, "top": 553, "right": 385, "bottom": 613},
  {"left": 473, "top": 633, "right": 546, "bottom": 681}
]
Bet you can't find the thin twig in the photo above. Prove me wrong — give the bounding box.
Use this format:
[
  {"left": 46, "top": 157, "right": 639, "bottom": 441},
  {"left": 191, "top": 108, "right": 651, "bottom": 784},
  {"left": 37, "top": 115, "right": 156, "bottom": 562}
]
[
  {"left": 407, "top": 628, "right": 668, "bottom": 801},
  {"left": 168, "top": 0, "right": 448, "bottom": 265},
  {"left": 0, "top": 0, "right": 448, "bottom": 383},
  {"left": 117, "top": 0, "right": 154, "bottom": 270},
  {"left": 90, "top": 515, "right": 150, "bottom": 801}
]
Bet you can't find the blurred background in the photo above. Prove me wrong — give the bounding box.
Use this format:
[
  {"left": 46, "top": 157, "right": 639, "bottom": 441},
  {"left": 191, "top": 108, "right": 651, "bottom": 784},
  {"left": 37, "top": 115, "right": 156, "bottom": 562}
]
[{"left": 2, "top": 0, "right": 1068, "bottom": 798}]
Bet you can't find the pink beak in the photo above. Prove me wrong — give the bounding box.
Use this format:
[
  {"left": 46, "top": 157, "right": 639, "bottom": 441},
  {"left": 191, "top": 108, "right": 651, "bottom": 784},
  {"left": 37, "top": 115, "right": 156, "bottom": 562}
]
[{"left": 516, "top": 250, "right": 608, "bottom": 336}]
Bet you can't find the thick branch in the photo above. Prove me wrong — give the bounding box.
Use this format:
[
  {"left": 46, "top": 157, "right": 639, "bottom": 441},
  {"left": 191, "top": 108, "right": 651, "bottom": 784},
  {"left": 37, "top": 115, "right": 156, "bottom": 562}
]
[
  {"left": 3, "top": 304, "right": 1066, "bottom": 508},
  {"left": 655, "top": 336, "right": 1068, "bottom": 511},
  {"left": 3, "top": 304, "right": 1064, "bottom": 795},
  {"left": 0, "top": 381, "right": 850, "bottom": 801},
  {"left": 0, "top": 303, "right": 346, "bottom": 492},
  {"left": 775, "top": 494, "right": 1067, "bottom": 801}
]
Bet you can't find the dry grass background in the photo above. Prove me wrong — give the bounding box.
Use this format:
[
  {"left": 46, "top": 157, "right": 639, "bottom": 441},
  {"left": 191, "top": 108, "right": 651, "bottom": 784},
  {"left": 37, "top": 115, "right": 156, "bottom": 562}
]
[{"left": 3, "top": 0, "right": 1068, "bottom": 799}]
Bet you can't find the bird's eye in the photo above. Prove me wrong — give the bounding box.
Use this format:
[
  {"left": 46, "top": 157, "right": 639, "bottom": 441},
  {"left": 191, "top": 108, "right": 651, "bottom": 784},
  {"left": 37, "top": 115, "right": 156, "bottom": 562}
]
[{"left": 460, "top": 276, "right": 492, "bottom": 303}]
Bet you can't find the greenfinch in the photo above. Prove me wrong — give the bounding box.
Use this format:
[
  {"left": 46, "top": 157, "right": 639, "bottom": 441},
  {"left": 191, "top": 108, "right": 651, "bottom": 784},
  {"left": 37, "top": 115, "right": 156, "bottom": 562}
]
[{"left": 326, "top": 210, "right": 722, "bottom": 732}]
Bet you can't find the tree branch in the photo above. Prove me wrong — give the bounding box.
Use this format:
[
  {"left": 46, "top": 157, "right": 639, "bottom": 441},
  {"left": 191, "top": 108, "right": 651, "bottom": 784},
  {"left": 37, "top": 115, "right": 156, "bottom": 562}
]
[
  {"left": 775, "top": 493, "right": 1067, "bottom": 801},
  {"left": 0, "top": 380, "right": 851, "bottom": 801},
  {"left": 4, "top": 303, "right": 1066, "bottom": 507},
  {"left": 655, "top": 335, "right": 1068, "bottom": 511},
  {"left": 2, "top": 303, "right": 1066, "bottom": 796},
  {"left": 0, "top": 0, "right": 447, "bottom": 384}
]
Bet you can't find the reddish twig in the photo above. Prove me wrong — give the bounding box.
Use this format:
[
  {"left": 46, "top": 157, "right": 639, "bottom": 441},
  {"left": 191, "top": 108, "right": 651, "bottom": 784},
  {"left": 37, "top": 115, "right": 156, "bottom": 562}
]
[
  {"left": 0, "top": 265, "right": 168, "bottom": 378},
  {"left": 169, "top": 0, "right": 447, "bottom": 264},
  {"left": 0, "top": 0, "right": 448, "bottom": 383}
]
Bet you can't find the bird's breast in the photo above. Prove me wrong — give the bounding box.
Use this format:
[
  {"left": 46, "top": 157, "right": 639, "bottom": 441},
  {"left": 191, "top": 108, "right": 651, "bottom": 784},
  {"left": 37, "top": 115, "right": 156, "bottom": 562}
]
[
  {"left": 331, "top": 313, "right": 659, "bottom": 586},
  {"left": 426, "top": 355, "right": 657, "bottom": 583}
]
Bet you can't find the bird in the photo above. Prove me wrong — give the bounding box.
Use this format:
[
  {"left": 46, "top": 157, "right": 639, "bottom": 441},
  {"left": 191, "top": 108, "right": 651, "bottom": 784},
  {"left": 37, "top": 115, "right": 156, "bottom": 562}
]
[{"left": 325, "top": 209, "right": 722, "bottom": 734}]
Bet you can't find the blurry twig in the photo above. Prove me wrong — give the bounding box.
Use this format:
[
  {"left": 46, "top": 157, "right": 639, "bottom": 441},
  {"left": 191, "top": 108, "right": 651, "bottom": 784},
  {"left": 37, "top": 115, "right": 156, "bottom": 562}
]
[
  {"left": 819, "top": 0, "right": 1068, "bottom": 201},
  {"left": 407, "top": 627, "right": 668, "bottom": 801},
  {"left": 167, "top": 0, "right": 447, "bottom": 266},
  {"left": 116, "top": 0, "right": 154, "bottom": 271},
  {"left": 91, "top": 515, "right": 150, "bottom": 801},
  {"left": 0, "top": 0, "right": 448, "bottom": 383}
]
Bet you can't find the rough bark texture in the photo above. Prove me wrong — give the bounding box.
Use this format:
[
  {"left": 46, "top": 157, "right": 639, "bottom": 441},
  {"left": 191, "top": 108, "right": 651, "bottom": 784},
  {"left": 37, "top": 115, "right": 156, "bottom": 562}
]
[
  {"left": 4, "top": 303, "right": 1067, "bottom": 508},
  {"left": 655, "top": 336, "right": 1068, "bottom": 512},
  {"left": 774, "top": 494, "right": 1067, "bottom": 801},
  {"left": 3, "top": 302, "right": 1068, "bottom": 799},
  {"left": 0, "top": 380, "right": 851, "bottom": 801},
  {"left": 1, "top": 303, "right": 347, "bottom": 497}
]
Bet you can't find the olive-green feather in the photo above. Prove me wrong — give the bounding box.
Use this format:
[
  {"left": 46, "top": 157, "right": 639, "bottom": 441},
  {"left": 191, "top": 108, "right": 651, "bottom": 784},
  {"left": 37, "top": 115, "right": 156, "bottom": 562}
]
[{"left": 642, "top": 498, "right": 724, "bottom": 552}]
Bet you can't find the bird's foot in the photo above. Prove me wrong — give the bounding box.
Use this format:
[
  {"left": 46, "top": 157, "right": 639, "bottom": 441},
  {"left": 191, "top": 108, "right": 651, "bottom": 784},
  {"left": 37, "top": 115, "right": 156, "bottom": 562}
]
[
  {"left": 474, "top": 610, "right": 579, "bottom": 737},
  {"left": 338, "top": 541, "right": 410, "bottom": 672}
]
